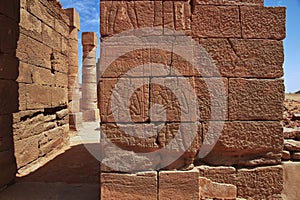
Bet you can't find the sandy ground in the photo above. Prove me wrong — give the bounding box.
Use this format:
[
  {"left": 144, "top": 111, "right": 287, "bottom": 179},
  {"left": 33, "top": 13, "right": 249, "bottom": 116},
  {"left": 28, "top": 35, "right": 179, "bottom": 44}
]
[{"left": 285, "top": 93, "right": 300, "bottom": 101}]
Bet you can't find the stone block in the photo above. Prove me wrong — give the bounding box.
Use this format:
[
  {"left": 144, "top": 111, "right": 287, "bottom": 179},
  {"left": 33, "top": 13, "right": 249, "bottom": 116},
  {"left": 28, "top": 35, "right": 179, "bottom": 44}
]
[
  {"left": 51, "top": 87, "right": 68, "bottom": 107},
  {"left": 284, "top": 139, "right": 300, "bottom": 152},
  {"left": 69, "top": 112, "right": 83, "bottom": 131},
  {"left": 100, "top": 1, "right": 163, "bottom": 36},
  {"left": 51, "top": 51, "right": 69, "bottom": 73},
  {"left": 32, "top": 66, "right": 54, "bottom": 86},
  {"left": 101, "top": 171, "right": 157, "bottom": 200},
  {"left": 201, "top": 121, "right": 283, "bottom": 166},
  {"left": 82, "top": 109, "right": 100, "bottom": 122},
  {"left": 82, "top": 32, "right": 98, "bottom": 46},
  {"left": 17, "top": 62, "right": 33, "bottom": 84},
  {"left": 42, "top": 24, "right": 62, "bottom": 51},
  {"left": 193, "top": 77, "right": 228, "bottom": 121},
  {"left": 14, "top": 135, "right": 39, "bottom": 168},
  {"left": 26, "top": 84, "right": 52, "bottom": 109},
  {"left": 193, "top": 0, "right": 264, "bottom": 5},
  {"left": 159, "top": 169, "right": 200, "bottom": 200},
  {"left": 0, "top": 54, "right": 19, "bottom": 80},
  {"left": 64, "top": 8, "right": 80, "bottom": 30},
  {"left": 27, "top": 0, "right": 55, "bottom": 28},
  {"left": 192, "top": 5, "right": 241, "bottom": 38},
  {"left": 17, "top": 33, "right": 52, "bottom": 69},
  {"left": 198, "top": 38, "right": 284, "bottom": 78},
  {"left": 282, "top": 162, "right": 300, "bottom": 200},
  {"left": 292, "top": 152, "right": 300, "bottom": 160},
  {"left": 236, "top": 166, "right": 283, "bottom": 199},
  {"left": 99, "top": 78, "right": 149, "bottom": 123},
  {"left": 0, "top": 80, "right": 18, "bottom": 115},
  {"left": 20, "top": 8, "right": 42, "bottom": 41},
  {"left": 199, "top": 177, "right": 237, "bottom": 199},
  {"left": 229, "top": 78, "right": 284, "bottom": 121},
  {"left": 282, "top": 150, "right": 291, "bottom": 161},
  {"left": 197, "top": 165, "right": 283, "bottom": 199},
  {"left": 54, "top": 72, "right": 68, "bottom": 88},
  {"left": 241, "top": 6, "right": 286, "bottom": 39}
]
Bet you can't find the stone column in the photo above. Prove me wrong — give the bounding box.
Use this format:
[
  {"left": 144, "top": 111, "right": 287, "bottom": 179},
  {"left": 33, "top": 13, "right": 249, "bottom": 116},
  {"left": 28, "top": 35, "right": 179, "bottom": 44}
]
[
  {"left": 65, "top": 8, "right": 82, "bottom": 130},
  {"left": 81, "top": 32, "right": 99, "bottom": 121}
]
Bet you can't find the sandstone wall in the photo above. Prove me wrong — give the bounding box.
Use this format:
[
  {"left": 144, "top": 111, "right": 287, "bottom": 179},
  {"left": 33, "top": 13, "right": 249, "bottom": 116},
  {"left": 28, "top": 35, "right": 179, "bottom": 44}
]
[
  {"left": 0, "top": 0, "right": 20, "bottom": 189},
  {"left": 99, "top": 0, "right": 286, "bottom": 199},
  {"left": 13, "top": 0, "right": 78, "bottom": 172}
]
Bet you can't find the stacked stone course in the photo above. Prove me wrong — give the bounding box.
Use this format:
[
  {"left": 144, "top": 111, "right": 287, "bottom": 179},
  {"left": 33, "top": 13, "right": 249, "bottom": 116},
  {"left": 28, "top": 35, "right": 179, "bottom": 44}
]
[
  {"left": 99, "top": 0, "right": 286, "bottom": 199},
  {"left": 0, "top": 0, "right": 80, "bottom": 187}
]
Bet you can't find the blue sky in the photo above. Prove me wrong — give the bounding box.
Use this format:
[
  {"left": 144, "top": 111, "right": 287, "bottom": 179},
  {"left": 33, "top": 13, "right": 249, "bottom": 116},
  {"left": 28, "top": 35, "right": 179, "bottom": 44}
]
[{"left": 60, "top": 0, "right": 299, "bottom": 93}]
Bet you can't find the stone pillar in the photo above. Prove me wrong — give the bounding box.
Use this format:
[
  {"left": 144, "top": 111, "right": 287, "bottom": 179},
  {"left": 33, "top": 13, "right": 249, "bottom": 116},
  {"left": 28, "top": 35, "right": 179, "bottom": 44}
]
[
  {"left": 65, "top": 8, "right": 82, "bottom": 130},
  {"left": 81, "top": 32, "right": 99, "bottom": 121}
]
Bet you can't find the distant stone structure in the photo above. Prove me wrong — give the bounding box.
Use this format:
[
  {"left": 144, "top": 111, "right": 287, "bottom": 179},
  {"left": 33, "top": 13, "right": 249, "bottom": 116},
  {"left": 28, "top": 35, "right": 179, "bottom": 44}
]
[
  {"left": 81, "top": 32, "right": 100, "bottom": 122},
  {"left": 99, "top": 0, "right": 286, "bottom": 199}
]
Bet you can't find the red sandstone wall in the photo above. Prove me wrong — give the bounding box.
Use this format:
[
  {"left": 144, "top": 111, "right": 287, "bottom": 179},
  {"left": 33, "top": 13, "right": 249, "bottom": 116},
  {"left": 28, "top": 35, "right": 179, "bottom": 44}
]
[
  {"left": 13, "top": 0, "right": 75, "bottom": 172},
  {"left": 0, "top": 0, "right": 19, "bottom": 189},
  {"left": 99, "top": 0, "right": 286, "bottom": 199}
]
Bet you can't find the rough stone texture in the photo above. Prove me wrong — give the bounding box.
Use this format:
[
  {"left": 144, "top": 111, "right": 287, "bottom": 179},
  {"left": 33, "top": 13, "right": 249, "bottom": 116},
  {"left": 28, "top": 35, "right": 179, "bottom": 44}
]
[
  {"left": 10, "top": 0, "right": 78, "bottom": 174},
  {"left": 284, "top": 139, "right": 300, "bottom": 152},
  {"left": 192, "top": 5, "right": 241, "bottom": 38},
  {"left": 159, "top": 169, "right": 200, "bottom": 200},
  {"left": 101, "top": 172, "right": 157, "bottom": 200},
  {"left": 99, "top": 0, "right": 286, "bottom": 198},
  {"left": 199, "top": 177, "right": 237, "bottom": 200},
  {"left": 282, "top": 162, "right": 300, "bottom": 200},
  {"left": 197, "top": 165, "right": 283, "bottom": 199},
  {"left": 241, "top": 6, "right": 286, "bottom": 39},
  {"left": 201, "top": 121, "right": 283, "bottom": 166},
  {"left": 198, "top": 39, "right": 284, "bottom": 78},
  {"left": 229, "top": 79, "right": 284, "bottom": 121}
]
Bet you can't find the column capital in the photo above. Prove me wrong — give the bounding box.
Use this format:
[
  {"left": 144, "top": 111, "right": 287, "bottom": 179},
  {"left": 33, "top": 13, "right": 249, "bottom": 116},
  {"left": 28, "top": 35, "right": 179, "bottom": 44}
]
[{"left": 82, "top": 32, "right": 98, "bottom": 46}]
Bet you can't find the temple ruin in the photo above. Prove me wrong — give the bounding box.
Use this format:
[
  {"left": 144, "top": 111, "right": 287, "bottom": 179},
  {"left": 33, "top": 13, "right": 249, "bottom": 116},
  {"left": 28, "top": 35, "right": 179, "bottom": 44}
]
[{"left": 0, "top": 0, "right": 300, "bottom": 199}]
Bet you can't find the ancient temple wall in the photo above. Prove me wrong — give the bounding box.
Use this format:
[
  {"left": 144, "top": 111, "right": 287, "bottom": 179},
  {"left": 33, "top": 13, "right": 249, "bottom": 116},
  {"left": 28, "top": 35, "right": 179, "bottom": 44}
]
[
  {"left": 99, "top": 0, "right": 286, "bottom": 199},
  {"left": 13, "top": 0, "right": 79, "bottom": 173}
]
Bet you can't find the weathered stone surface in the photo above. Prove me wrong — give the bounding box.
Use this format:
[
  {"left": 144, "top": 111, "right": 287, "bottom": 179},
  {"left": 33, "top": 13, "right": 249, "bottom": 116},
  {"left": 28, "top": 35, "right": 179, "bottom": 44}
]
[
  {"left": 284, "top": 139, "right": 300, "bottom": 152},
  {"left": 100, "top": 1, "right": 163, "bottom": 36},
  {"left": 159, "top": 169, "right": 200, "bottom": 200},
  {"left": 17, "top": 33, "right": 52, "bottom": 69},
  {"left": 101, "top": 172, "right": 157, "bottom": 200},
  {"left": 199, "top": 177, "right": 237, "bottom": 200},
  {"left": 17, "top": 62, "right": 33, "bottom": 84},
  {"left": 236, "top": 166, "right": 283, "bottom": 199},
  {"left": 292, "top": 152, "right": 300, "bottom": 161},
  {"left": 241, "top": 6, "right": 286, "bottom": 39},
  {"left": 282, "top": 150, "right": 291, "bottom": 161},
  {"left": 20, "top": 8, "right": 42, "bottom": 41},
  {"left": 201, "top": 121, "right": 283, "bottom": 166},
  {"left": 193, "top": 0, "right": 264, "bottom": 6},
  {"left": 229, "top": 79, "right": 284, "bottom": 121},
  {"left": 14, "top": 135, "right": 39, "bottom": 168},
  {"left": 65, "top": 8, "right": 80, "bottom": 30},
  {"left": 199, "top": 39, "right": 284, "bottom": 78},
  {"left": 197, "top": 165, "right": 283, "bottom": 199},
  {"left": 99, "top": 78, "right": 149, "bottom": 123},
  {"left": 26, "top": 84, "right": 52, "bottom": 109},
  {"left": 50, "top": 51, "right": 69, "bottom": 74},
  {"left": 192, "top": 5, "right": 241, "bottom": 38},
  {"left": 282, "top": 162, "right": 300, "bottom": 200},
  {"left": 51, "top": 87, "right": 68, "bottom": 107}
]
